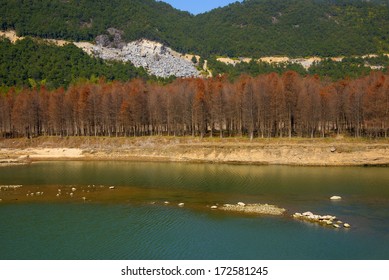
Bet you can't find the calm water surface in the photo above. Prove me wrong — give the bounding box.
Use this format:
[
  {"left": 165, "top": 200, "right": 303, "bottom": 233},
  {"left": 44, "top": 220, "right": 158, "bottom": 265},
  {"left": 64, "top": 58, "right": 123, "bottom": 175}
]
[{"left": 0, "top": 161, "right": 389, "bottom": 260}]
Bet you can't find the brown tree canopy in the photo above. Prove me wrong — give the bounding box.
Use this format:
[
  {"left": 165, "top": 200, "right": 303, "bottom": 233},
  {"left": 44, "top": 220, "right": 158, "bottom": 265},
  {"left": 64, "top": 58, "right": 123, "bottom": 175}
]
[{"left": 1, "top": 71, "right": 389, "bottom": 139}]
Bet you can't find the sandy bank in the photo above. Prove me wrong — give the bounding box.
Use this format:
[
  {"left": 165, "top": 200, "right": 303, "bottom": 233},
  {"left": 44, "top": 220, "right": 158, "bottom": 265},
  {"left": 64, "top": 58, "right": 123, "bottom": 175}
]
[{"left": 1, "top": 137, "right": 389, "bottom": 166}]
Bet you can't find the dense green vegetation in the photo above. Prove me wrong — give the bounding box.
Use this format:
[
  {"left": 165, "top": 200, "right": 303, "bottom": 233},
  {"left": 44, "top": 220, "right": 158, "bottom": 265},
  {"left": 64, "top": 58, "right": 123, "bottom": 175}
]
[
  {"left": 0, "top": 36, "right": 387, "bottom": 89},
  {"left": 207, "top": 58, "right": 307, "bottom": 80},
  {"left": 1, "top": 0, "right": 389, "bottom": 57},
  {"left": 1, "top": 0, "right": 389, "bottom": 88},
  {"left": 193, "top": 0, "right": 389, "bottom": 57},
  {"left": 207, "top": 55, "right": 389, "bottom": 81},
  {"left": 0, "top": 38, "right": 148, "bottom": 88}
]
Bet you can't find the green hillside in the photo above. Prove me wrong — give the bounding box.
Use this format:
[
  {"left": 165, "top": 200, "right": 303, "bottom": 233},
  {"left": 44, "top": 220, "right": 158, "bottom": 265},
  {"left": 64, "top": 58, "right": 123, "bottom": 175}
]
[
  {"left": 1, "top": 0, "right": 389, "bottom": 57},
  {"left": 0, "top": 37, "right": 148, "bottom": 89}
]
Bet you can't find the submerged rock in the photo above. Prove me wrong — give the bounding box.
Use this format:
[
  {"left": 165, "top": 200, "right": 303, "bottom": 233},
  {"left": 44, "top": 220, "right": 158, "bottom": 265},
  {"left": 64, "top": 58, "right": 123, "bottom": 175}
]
[{"left": 219, "top": 203, "right": 286, "bottom": 216}]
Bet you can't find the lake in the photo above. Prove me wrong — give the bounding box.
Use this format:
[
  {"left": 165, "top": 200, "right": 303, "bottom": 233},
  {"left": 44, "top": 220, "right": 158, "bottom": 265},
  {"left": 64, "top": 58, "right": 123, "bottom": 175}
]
[{"left": 0, "top": 161, "right": 389, "bottom": 260}]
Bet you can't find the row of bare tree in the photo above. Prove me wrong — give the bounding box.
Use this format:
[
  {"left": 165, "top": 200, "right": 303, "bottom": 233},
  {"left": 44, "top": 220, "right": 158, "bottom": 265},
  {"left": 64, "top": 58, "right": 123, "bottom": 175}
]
[{"left": 1, "top": 71, "right": 389, "bottom": 139}]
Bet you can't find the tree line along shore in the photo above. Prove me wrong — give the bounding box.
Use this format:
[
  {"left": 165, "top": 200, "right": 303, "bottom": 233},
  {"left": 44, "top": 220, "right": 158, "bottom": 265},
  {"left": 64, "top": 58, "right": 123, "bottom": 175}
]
[{"left": 1, "top": 70, "right": 389, "bottom": 140}]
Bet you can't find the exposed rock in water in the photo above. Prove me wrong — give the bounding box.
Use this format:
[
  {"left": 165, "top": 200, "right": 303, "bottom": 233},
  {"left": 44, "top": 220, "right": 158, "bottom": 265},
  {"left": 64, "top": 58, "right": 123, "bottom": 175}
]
[
  {"left": 92, "top": 35, "right": 200, "bottom": 78},
  {"left": 293, "top": 211, "right": 350, "bottom": 229},
  {"left": 0, "top": 185, "right": 23, "bottom": 190},
  {"left": 219, "top": 203, "right": 286, "bottom": 216},
  {"left": 330, "top": 195, "right": 342, "bottom": 200}
]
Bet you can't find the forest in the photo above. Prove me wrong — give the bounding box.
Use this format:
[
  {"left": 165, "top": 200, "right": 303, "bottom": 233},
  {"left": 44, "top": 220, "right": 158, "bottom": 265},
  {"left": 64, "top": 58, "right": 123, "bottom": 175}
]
[
  {"left": 1, "top": 71, "right": 389, "bottom": 139},
  {"left": 2, "top": 37, "right": 388, "bottom": 89},
  {"left": 0, "top": 37, "right": 149, "bottom": 89},
  {"left": 1, "top": 0, "right": 389, "bottom": 57}
]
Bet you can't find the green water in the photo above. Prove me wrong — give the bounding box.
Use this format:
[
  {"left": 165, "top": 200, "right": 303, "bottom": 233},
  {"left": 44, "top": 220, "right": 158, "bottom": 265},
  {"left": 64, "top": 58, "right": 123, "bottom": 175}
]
[{"left": 1, "top": 162, "right": 389, "bottom": 260}]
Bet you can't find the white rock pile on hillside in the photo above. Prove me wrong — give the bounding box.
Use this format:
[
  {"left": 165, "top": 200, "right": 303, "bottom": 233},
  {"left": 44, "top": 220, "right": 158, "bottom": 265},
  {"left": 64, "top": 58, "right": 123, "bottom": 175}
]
[{"left": 92, "top": 37, "right": 199, "bottom": 78}]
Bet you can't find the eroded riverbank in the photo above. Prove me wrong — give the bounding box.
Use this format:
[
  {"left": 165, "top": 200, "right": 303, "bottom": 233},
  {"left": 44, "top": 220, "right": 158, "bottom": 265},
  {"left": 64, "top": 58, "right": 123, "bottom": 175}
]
[{"left": 1, "top": 136, "right": 389, "bottom": 166}]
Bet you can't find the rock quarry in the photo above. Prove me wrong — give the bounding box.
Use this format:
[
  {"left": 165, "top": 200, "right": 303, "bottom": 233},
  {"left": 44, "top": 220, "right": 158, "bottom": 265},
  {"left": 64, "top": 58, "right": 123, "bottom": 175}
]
[{"left": 92, "top": 28, "right": 200, "bottom": 78}]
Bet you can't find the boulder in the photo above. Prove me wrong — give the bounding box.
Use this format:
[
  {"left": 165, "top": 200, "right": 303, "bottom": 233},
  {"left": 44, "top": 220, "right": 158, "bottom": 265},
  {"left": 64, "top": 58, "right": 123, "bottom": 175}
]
[{"left": 95, "top": 35, "right": 111, "bottom": 47}]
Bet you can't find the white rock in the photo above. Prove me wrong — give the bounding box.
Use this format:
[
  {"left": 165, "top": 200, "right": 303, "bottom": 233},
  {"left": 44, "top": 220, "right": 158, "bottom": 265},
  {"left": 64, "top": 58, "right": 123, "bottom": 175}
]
[
  {"left": 344, "top": 223, "right": 351, "bottom": 228},
  {"left": 322, "top": 215, "right": 333, "bottom": 220},
  {"left": 211, "top": 206, "right": 218, "bottom": 209},
  {"left": 303, "top": 211, "right": 313, "bottom": 216},
  {"left": 237, "top": 202, "right": 246, "bottom": 207},
  {"left": 330, "top": 196, "right": 342, "bottom": 200},
  {"left": 71, "top": 187, "right": 77, "bottom": 192},
  {"left": 164, "top": 201, "right": 170, "bottom": 205},
  {"left": 178, "top": 203, "right": 185, "bottom": 207},
  {"left": 333, "top": 224, "right": 340, "bottom": 228},
  {"left": 70, "top": 193, "right": 74, "bottom": 197},
  {"left": 92, "top": 39, "right": 200, "bottom": 78},
  {"left": 109, "top": 186, "right": 115, "bottom": 190}
]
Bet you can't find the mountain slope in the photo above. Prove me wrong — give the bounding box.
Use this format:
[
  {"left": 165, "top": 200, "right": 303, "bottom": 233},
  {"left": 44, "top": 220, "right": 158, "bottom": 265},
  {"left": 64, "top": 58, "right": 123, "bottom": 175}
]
[
  {"left": 1, "top": 0, "right": 389, "bottom": 57},
  {"left": 192, "top": 0, "right": 389, "bottom": 57}
]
